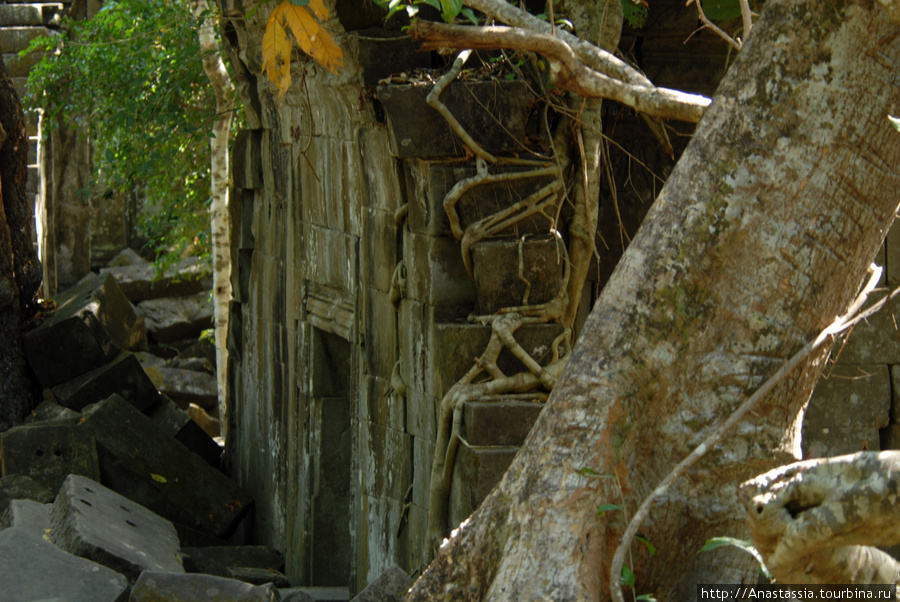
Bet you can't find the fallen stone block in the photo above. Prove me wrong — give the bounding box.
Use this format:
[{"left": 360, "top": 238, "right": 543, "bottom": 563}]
[
  {"left": 0, "top": 499, "right": 50, "bottom": 537},
  {"left": 80, "top": 394, "right": 252, "bottom": 538},
  {"left": 187, "top": 403, "right": 222, "bottom": 438},
  {"left": 280, "top": 587, "right": 348, "bottom": 601},
  {"left": 130, "top": 571, "right": 280, "bottom": 602},
  {"left": 0, "top": 527, "right": 129, "bottom": 602},
  {"left": 0, "top": 421, "right": 101, "bottom": 491},
  {"left": 137, "top": 292, "right": 214, "bottom": 343},
  {"left": 145, "top": 396, "right": 222, "bottom": 468},
  {"left": 23, "top": 272, "right": 146, "bottom": 387},
  {"left": 24, "top": 399, "right": 80, "bottom": 425},
  {"left": 280, "top": 591, "right": 316, "bottom": 602},
  {"left": 143, "top": 365, "right": 217, "bottom": 410},
  {"left": 100, "top": 255, "right": 210, "bottom": 304},
  {"left": 51, "top": 351, "right": 161, "bottom": 412},
  {"left": 0, "top": 474, "right": 54, "bottom": 514},
  {"left": 351, "top": 565, "right": 411, "bottom": 602},
  {"left": 49, "top": 474, "right": 184, "bottom": 582},
  {"left": 181, "top": 545, "right": 285, "bottom": 577}
]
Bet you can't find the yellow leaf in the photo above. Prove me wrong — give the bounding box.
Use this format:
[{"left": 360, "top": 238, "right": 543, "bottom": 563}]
[
  {"left": 279, "top": 2, "right": 344, "bottom": 74},
  {"left": 307, "top": 0, "right": 328, "bottom": 20},
  {"left": 262, "top": 10, "right": 292, "bottom": 96},
  {"left": 150, "top": 473, "right": 167, "bottom": 483}
]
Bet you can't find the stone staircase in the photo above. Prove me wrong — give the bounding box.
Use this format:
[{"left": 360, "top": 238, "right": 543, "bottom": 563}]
[{"left": 0, "top": 1, "right": 65, "bottom": 252}]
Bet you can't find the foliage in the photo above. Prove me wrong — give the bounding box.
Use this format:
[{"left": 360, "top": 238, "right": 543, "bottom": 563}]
[
  {"left": 261, "top": 0, "right": 343, "bottom": 97},
  {"left": 621, "top": 0, "right": 648, "bottom": 29},
  {"left": 373, "top": 0, "right": 478, "bottom": 25},
  {"left": 22, "top": 0, "right": 235, "bottom": 271}
]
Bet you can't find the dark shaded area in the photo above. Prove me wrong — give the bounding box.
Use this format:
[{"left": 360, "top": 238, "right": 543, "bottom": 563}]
[{"left": 0, "top": 55, "right": 41, "bottom": 432}]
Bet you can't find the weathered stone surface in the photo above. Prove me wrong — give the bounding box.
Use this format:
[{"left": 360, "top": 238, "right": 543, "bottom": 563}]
[
  {"left": 351, "top": 564, "right": 411, "bottom": 602},
  {"left": 24, "top": 272, "right": 146, "bottom": 387},
  {"left": 0, "top": 421, "right": 101, "bottom": 491},
  {"left": 24, "top": 399, "right": 80, "bottom": 424},
  {"left": 832, "top": 307, "right": 900, "bottom": 365},
  {"left": 50, "top": 474, "right": 184, "bottom": 581},
  {"left": 51, "top": 351, "right": 161, "bottom": 412},
  {"left": 137, "top": 292, "right": 215, "bottom": 343},
  {"left": 130, "top": 571, "right": 280, "bottom": 601},
  {"left": 0, "top": 527, "right": 129, "bottom": 602},
  {"left": 0, "top": 499, "right": 50, "bottom": 536},
  {"left": 0, "top": 474, "right": 53, "bottom": 513},
  {"left": 463, "top": 399, "right": 545, "bottom": 446},
  {"left": 181, "top": 544, "right": 285, "bottom": 577},
  {"left": 471, "top": 235, "right": 566, "bottom": 314},
  {"left": 278, "top": 589, "right": 316, "bottom": 602},
  {"left": 801, "top": 425, "right": 878, "bottom": 458},
  {"left": 100, "top": 256, "right": 210, "bottom": 304},
  {"left": 404, "top": 232, "right": 476, "bottom": 309},
  {"left": 448, "top": 440, "right": 517, "bottom": 529},
  {"left": 376, "top": 81, "right": 536, "bottom": 159},
  {"left": 0, "top": 26, "right": 52, "bottom": 50},
  {"left": 144, "top": 397, "right": 223, "bottom": 468},
  {"left": 187, "top": 403, "right": 222, "bottom": 438},
  {"left": 804, "top": 364, "right": 890, "bottom": 431},
  {"left": 80, "top": 394, "right": 252, "bottom": 537},
  {"left": 143, "top": 364, "right": 217, "bottom": 410}
]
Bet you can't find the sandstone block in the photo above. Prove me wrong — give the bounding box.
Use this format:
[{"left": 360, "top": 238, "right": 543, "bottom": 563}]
[
  {"left": 181, "top": 544, "right": 285, "bottom": 577},
  {"left": 801, "top": 425, "right": 878, "bottom": 458},
  {"left": 463, "top": 398, "right": 545, "bottom": 446},
  {"left": 804, "top": 364, "right": 890, "bottom": 431},
  {"left": 0, "top": 474, "right": 53, "bottom": 513},
  {"left": 832, "top": 308, "right": 900, "bottom": 364},
  {"left": 24, "top": 272, "right": 146, "bottom": 387},
  {"left": 99, "top": 254, "right": 210, "bottom": 303},
  {"left": 0, "top": 527, "right": 129, "bottom": 602},
  {"left": 144, "top": 396, "right": 222, "bottom": 468},
  {"left": 448, "top": 440, "right": 517, "bottom": 529},
  {"left": 0, "top": 421, "right": 100, "bottom": 491},
  {"left": 49, "top": 474, "right": 184, "bottom": 581},
  {"left": 51, "top": 351, "right": 161, "bottom": 412},
  {"left": 0, "top": 499, "right": 50, "bottom": 536},
  {"left": 404, "top": 232, "right": 476, "bottom": 308},
  {"left": 137, "top": 292, "right": 214, "bottom": 343},
  {"left": 24, "top": 400, "right": 80, "bottom": 424},
  {"left": 130, "top": 571, "right": 280, "bottom": 601},
  {"left": 351, "top": 565, "right": 411, "bottom": 602},
  {"left": 142, "top": 365, "right": 217, "bottom": 410},
  {"left": 80, "top": 394, "right": 252, "bottom": 538}
]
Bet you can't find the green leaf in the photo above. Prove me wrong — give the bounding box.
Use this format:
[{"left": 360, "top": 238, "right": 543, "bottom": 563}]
[
  {"left": 635, "top": 535, "right": 656, "bottom": 556},
  {"left": 636, "top": 595, "right": 657, "bottom": 601},
  {"left": 459, "top": 7, "right": 478, "bottom": 25},
  {"left": 621, "top": 0, "right": 648, "bottom": 28},
  {"left": 597, "top": 503, "right": 622, "bottom": 516},
  {"left": 700, "top": 536, "right": 751, "bottom": 553},
  {"left": 287, "top": 0, "right": 310, "bottom": 5},
  {"left": 621, "top": 564, "right": 635, "bottom": 588}
]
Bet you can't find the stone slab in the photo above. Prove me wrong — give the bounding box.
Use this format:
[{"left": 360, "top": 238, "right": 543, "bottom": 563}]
[
  {"left": 24, "top": 400, "right": 80, "bottom": 424},
  {"left": 143, "top": 365, "right": 217, "bottom": 410},
  {"left": 145, "top": 396, "right": 222, "bottom": 467},
  {"left": 801, "top": 425, "right": 879, "bottom": 458},
  {"left": 51, "top": 351, "right": 161, "bottom": 412},
  {"left": 351, "top": 565, "right": 411, "bottom": 602},
  {"left": 471, "top": 235, "right": 566, "bottom": 314},
  {"left": 80, "top": 394, "right": 252, "bottom": 538},
  {"left": 832, "top": 307, "right": 900, "bottom": 365},
  {"left": 180, "top": 544, "right": 285, "bottom": 576},
  {"left": 137, "top": 292, "right": 214, "bottom": 343},
  {"left": 0, "top": 4, "right": 63, "bottom": 27},
  {"left": 376, "top": 80, "right": 535, "bottom": 159},
  {"left": 804, "top": 364, "right": 890, "bottom": 430},
  {"left": 463, "top": 399, "right": 545, "bottom": 446},
  {"left": 228, "top": 566, "right": 291, "bottom": 587},
  {"left": 0, "top": 499, "right": 50, "bottom": 536},
  {"left": 130, "top": 571, "right": 280, "bottom": 601},
  {"left": 0, "top": 527, "right": 129, "bottom": 602},
  {"left": 0, "top": 26, "right": 52, "bottom": 51},
  {"left": 99, "top": 256, "right": 210, "bottom": 304},
  {"left": 279, "top": 587, "right": 348, "bottom": 601},
  {"left": 404, "top": 232, "right": 476, "bottom": 309},
  {"left": 0, "top": 474, "right": 53, "bottom": 513},
  {"left": 0, "top": 421, "right": 101, "bottom": 491},
  {"left": 24, "top": 272, "right": 146, "bottom": 387},
  {"left": 50, "top": 474, "right": 184, "bottom": 581},
  {"left": 448, "top": 440, "right": 517, "bottom": 529}
]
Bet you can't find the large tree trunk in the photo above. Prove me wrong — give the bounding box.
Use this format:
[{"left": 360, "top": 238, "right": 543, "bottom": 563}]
[
  {"left": 0, "top": 57, "right": 41, "bottom": 431},
  {"left": 408, "top": 2, "right": 900, "bottom": 599}
]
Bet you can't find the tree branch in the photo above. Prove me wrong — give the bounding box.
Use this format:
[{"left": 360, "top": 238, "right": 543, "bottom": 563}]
[{"left": 410, "top": 21, "right": 710, "bottom": 123}]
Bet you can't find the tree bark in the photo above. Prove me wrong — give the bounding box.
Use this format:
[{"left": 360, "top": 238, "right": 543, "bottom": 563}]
[
  {"left": 0, "top": 56, "right": 40, "bottom": 432},
  {"left": 189, "top": 0, "right": 235, "bottom": 430},
  {"left": 407, "top": 2, "right": 900, "bottom": 599}
]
